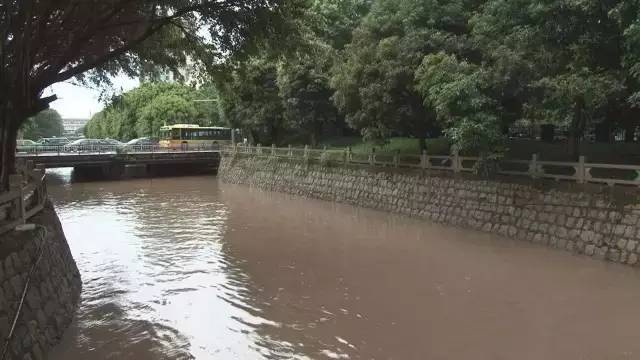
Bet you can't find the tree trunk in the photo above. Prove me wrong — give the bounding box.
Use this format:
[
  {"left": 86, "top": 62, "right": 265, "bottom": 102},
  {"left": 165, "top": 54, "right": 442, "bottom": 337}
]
[
  {"left": 418, "top": 137, "right": 427, "bottom": 152},
  {"left": 310, "top": 122, "right": 322, "bottom": 148},
  {"left": 0, "top": 112, "right": 19, "bottom": 191},
  {"left": 310, "top": 132, "right": 318, "bottom": 148},
  {"left": 624, "top": 125, "right": 635, "bottom": 143},
  {"left": 568, "top": 96, "right": 586, "bottom": 161}
]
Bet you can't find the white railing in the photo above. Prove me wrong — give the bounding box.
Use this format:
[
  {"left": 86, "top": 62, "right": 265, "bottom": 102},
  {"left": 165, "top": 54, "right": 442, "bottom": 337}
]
[
  {"left": 0, "top": 161, "right": 47, "bottom": 235},
  {"left": 225, "top": 144, "right": 640, "bottom": 187}
]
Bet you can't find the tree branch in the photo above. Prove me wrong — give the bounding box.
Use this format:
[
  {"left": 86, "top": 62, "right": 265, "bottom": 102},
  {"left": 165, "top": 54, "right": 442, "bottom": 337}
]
[{"left": 52, "top": 21, "right": 168, "bottom": 85}]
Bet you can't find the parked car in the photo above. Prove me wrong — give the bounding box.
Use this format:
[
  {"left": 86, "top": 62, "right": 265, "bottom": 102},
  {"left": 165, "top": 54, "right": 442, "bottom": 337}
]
[
  {"left": 37, "top": 137, "right": 69, "bottom": 146},
  {"left": 120, "top": 137, "right": 159, "bottom": 151},
  {"left": 16, "top": 139, "right": 39, "bottom": 152},
  {"left": 103, "top": 138, "right": 124, "bottom": 146},
  {"left": 65, "top": 139, "right": 117, "bottom": 152}
]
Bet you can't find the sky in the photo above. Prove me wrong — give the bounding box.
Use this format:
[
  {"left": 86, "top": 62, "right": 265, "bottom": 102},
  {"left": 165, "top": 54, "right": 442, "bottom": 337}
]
[{"left": 44, "top": 75, "right": 139, "bottom": 119}]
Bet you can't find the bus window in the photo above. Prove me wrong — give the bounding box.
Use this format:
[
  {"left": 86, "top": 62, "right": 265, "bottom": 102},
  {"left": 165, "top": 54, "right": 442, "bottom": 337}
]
[{"left": 172, "top": 128, "right": 181, "bottom": 140}]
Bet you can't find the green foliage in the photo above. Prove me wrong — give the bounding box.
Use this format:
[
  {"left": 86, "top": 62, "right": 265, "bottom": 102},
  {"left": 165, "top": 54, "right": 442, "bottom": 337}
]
[
  {"left": 218, "top": 59, "right": 287, "bottom": 145},
  {"left": 216, "top": 0, "right": 370, "bottom": 146},
  {"left": 415, "top": 52, "right": 503, "bottom": 155},
  {"left": 21, "top": 109, "right": 64, "bottom": 140},
  {"left": 330, "top": 0, "right": 477, "bottom": 145},
  {"left": 76, "top": 0, "right": 640, "bottom": 159},
  {"left": 532, "top": 70, "right": 626, "bottom": 127},
  {"left": 278, "top": 47, "right": 337, "bottom": 145},
  {"left": 84, "top": 82, "right": 220, "bottom": 140}
]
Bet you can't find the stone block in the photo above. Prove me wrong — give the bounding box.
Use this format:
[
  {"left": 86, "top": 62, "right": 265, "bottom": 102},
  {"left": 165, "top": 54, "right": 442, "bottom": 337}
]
[
  {"left": 32, "top": 344, "right": 43, "bottom": 360},
  {"left": 557, "top": 227, "right": 568, "bottom": 239},
  {"left": 620, "top": 251, "right": 629, "bottom": 264},
  {"left": 580, "top": 230, "right": 595, "bottom": 244},
  {"left": 628, "top": 253, "right": 639, "bottom": 266},
  {"left": 9, "top": 276, "right": 24, "bottom": 299},
  {"left": 595, "top": 247, "right": 608, "bottom": 260},
  {"left": 4, "top": 257, "right": 14, "bottom": 279},
  {"left": 616, "top": 238, "right": 628, "bottom": 250},
  {"left": 607, "top": 249, "right": 621, "bottom": 262},
  {"left": 625, "top": 226, "right": 636, "bottom": 239},
  {"left": 556, "top": 238, "right": 567, "bottom": 249},
  {"left": 626, "top": 240, "right": 637, "bottom": 252},
  {"left": 614, "top": 224, "right": 626, "bottom": 236}
]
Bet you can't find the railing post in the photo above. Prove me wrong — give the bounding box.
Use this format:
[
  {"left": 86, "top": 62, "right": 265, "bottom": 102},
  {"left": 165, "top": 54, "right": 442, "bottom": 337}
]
[
  {"left": 304, "top": 145, "right": 309, "bottom": 161},
  {"left": 369, "top": 148, "right": 376, "bottom": 166},
  {"left": 452, "top": 147, "right": 460, "bottom": 173},
  {"left": 9, "top": 174, "right": 24, "bottom": 224},
  {"left": 346, "top": 147, "right": 352, "bottom": 164},
  {"left": 393, "top": 150, "right": 399, "bottom": 168},
  {"left": 288, "top": 145, "right": 293, "bottom": 159},
  {"left": 529, "top": 153, "right": 539, "bottom": 179},
  {"left": 271, "top": 144, "right": 276, "bottom": 157},
  {"left": 421, "top": 149, "right": 427, "bottom": 169},
  {"left": 577, "top": 155, "right": 586, "bottom": 184},
  {"left": 257, "top": 143, "right": 262, "bottom": 155},
  {"left": 322, "top": 146, "right": 327, "bottom": 164}
]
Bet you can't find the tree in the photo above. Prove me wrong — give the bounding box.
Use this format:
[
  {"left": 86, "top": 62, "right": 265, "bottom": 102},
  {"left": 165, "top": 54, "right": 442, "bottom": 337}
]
[
  {"left": 21, "top": 109, "right": 64, "bottom": 140},
  {"left": 215, "top": 0, "right": 369, "bottom": 146},
  {"left": 218, "top": 59, "right": 287, "bottom": 145},
  {"left": 470, "top": 0, "right": 638, "bottom": 157},
  {"left": 278, "top": 46, "right": 337, "bottom": 146},
  {"left": 415, "top": 52, "right": 502, "bottom": 156},
  {"left": 84, "top": 82, "right": 222, "bottom": 140},
  {"left": 330, "top": 0, "right": 475, "bottom": 150},
  {"left": 0, "top": 0, "right": 300, "bottom": 189}
]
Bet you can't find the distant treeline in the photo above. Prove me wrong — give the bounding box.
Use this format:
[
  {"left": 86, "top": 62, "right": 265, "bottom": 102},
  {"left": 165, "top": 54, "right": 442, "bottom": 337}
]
[{"left": 84, "top": 83, "right": 222, "bottom": 140}]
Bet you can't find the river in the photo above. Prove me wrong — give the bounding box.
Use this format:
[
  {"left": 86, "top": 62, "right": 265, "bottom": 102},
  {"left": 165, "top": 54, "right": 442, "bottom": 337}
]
[{"left": 45, "top": 169, "right": 640, "bottom": 360}]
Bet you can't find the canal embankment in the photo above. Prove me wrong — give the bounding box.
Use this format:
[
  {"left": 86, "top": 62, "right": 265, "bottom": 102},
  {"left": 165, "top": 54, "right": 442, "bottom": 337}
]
[
  {"left": 220, "top": 153, "right": 640, "bottom": 267},
  {"left": 0, "top": 201, "right": 81, "bottom": 360},
  {"left": 0, "top": 164, "right": 81, "bottom": 359}
]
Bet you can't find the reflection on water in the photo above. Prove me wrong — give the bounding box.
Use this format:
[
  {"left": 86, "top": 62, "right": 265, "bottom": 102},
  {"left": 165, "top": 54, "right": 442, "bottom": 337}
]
[{"left": 48, "top": 168, "right": 640, "bottom": 359}]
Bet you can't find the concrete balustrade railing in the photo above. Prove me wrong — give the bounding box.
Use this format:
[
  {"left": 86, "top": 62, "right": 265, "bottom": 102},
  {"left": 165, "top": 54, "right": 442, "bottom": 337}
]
[
  {"left": 0, "top": 161, "right": 47, "bottom": 235},
  {"left": 225, "top": 144, "right": 640, "bottom": 188}
]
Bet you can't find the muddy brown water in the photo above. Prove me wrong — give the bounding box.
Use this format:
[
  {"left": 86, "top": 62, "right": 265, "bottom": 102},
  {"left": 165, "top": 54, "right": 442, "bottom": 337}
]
[{"left": 45, "top": 169, "right": 640, "bottom": 360}]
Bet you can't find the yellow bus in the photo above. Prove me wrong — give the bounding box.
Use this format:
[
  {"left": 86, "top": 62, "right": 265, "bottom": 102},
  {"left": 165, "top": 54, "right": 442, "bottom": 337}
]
[{"left": 159, "top": 124, "right": 232, "bottom": 149}]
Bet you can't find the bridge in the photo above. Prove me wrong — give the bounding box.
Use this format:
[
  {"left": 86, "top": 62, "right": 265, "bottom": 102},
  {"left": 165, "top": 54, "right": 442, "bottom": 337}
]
[{"left": 16, "top": 145, "right": 221, "bottom": 178}]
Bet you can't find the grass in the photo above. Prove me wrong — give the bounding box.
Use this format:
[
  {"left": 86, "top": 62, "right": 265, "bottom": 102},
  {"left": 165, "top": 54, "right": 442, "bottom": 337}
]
[
  {"left": 310, "top": 136, "right": 640, "bottom": 164},
  {"left": 320, "top": 136, "right": 451, "bottom": 156}
]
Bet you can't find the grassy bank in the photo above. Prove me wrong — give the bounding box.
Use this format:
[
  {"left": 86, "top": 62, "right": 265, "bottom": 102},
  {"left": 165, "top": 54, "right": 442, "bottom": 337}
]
[
  {"left": 319, "top": 137, "right": 451, "bottom": 156},
  {"left": 308, "top": 136, "right": 640, "bottom": 164}
]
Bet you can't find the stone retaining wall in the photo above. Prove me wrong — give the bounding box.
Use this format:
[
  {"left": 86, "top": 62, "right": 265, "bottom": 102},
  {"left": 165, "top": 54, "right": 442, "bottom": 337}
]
[
  {"left": 0, "top": 202, "right": 81, "bottom": 360},
  {"left": 220, "top": 155, "right": 640, "bottom": 267}
]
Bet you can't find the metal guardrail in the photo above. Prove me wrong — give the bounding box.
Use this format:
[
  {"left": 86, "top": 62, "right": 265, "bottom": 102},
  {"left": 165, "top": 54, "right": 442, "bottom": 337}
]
[
  {"left": 0, "top": 161, "right": 47, "bottom": 235},
  {"left": 225, "top": 144, "right": 640, "bottom": 187},
  {"left": 16, "top": 143, "right": 222, "bottom": 156}
]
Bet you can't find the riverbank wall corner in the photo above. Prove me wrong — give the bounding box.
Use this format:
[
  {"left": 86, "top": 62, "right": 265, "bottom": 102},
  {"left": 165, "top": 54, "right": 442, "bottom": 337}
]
[
  {"left": 0, "top": 201, "right": 81, "bottom": 360},
  {"left": 219, "top": 154, "right": 640, "bottom": 268}
]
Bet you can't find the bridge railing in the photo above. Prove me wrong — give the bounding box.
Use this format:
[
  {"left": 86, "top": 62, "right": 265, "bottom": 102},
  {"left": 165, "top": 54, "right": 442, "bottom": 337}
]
[
  {"left": 225, "top": 144, "right": 640, "bottom": 188},
  {"left": 16, "top": 143, "right": 223, "bottom": 156},
  {"left": 0, "top": 161, "right": 47, "bottom": 235}
]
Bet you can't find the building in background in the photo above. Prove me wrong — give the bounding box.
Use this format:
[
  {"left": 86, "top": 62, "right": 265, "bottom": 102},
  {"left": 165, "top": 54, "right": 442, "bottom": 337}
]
[{"left": 63, "top": 118, "right": 89, "bottom": 136}]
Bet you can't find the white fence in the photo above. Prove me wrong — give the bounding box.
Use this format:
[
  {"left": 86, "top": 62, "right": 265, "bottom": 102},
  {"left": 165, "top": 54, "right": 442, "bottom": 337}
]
[
  {"left": 226, "top": 144, "right": 640, "bottom": 187},
  {"left": 0, "top": 161, "right": 47, "bottom": 235}
]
